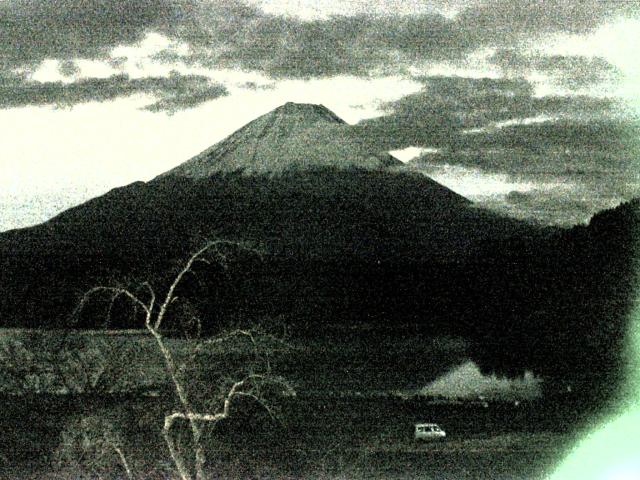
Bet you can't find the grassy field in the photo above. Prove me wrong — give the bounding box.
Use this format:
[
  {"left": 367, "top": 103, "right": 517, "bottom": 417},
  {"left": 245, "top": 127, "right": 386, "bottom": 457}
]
[
  {"left": 0, "top": 392, "right": 576, "bottom": 479},
  {"left": 0, "top": 328, "right": 473, "bottom": 395},
  {"left": 0, "top": 329, "right": 587, "bottom": 479}
]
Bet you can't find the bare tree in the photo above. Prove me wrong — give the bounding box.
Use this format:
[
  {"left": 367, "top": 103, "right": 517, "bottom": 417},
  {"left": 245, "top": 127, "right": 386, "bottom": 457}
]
[
  {"left": 0, "top": 330, "right": 134, "bottom": 395},
  {"left": 73, "top": 240, "right": 294, "bottom": 480}
]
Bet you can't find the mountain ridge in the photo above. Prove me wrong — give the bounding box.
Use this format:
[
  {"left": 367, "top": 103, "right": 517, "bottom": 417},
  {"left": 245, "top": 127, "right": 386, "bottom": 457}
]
[{"left": 158, "top": 102, "right": 403, "bottom": 178}]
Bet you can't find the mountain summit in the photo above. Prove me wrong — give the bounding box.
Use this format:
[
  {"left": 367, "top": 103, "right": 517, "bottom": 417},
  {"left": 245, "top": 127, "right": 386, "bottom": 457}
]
[{"left": 160, "top": 102, "right": 401, "bottom": 178}]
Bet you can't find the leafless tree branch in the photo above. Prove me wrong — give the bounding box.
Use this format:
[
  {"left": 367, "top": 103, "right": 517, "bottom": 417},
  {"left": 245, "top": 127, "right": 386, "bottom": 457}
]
[{"left": 69, "top": 240, "right": 289, "bottom": 480}]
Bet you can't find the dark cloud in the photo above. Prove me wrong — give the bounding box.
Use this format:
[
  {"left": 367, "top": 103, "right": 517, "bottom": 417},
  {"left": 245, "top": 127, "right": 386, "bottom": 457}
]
[
  {"left": 457, "top": 0, "right": 638, "bottom": 41},
  {"left": 154, "top": 0, "right": 638, "bottom": 79},
  {"left": 408, "top": 156, "right": 639, "bottom": 226},
  {"left": 415, "top": 122, "right": 638, "bottom": 181},
  {"left": 58, "top": 60, "right": 81, "bottom": 78},
  {"left": 156, "top": 11, "right": 464, "bottom": 78},
  {"left": 458, "top": 119, "right": 639, "bottom": 154},
  {"left": 238, "top": 81, "right": 275, "bottom": 91},
  {"left": 410, "top": 142, "right": 637, "bottom": 178},
  {"left": 142, "top": 81, "right": 229, "bottom": 113},
  {"left": 353, "top": 76, "right": 626, "bottom": 152},
  {"left": 356, "top": 74, "right": 638, "bottom": 216},
  {"left": 395, "top": 77, "right": 639, "bottom": 226},
  {"left": 2, "top": 1, "right": 637, "bottom": 80},
  {"left": 0, "top": 71, "right": 228, "bottom": 111},
  {"left": 490, "top": 50, "right": 622, "bottom": 89},
  {"left": 355, "top": 76, "right": 535, "bottom": 150},
  {"left": 0, "top": 0, "right": 180, "bottom": 69}
]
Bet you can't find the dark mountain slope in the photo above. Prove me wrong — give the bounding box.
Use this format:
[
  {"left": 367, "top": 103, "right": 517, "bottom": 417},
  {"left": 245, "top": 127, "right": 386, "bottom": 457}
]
[
  {"left": 0, "top": 168, "right": 531, "bottom": 329},
  {"left": 1, "top": 101, "right": 483, "bottom": 336}
]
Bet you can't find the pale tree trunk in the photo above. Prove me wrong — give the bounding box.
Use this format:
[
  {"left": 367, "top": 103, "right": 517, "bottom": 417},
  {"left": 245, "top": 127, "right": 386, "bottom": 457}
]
[
  {"left": 113, "top": 445, "right": 134, "bottom": 480},
  {"left": 74, "top": 241, "right": 290, "bottom": 480},
  {"left": 147, "top": 323, "right": 206, "bottom": 480}
]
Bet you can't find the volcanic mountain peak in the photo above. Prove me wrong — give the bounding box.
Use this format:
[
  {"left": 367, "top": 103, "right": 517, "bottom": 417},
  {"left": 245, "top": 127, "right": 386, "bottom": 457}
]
[
  {"left": 272, "top": 101, "right": 346, "bottom": 123},
  {"left": 159, "top": 102, "right": 401, "bottom": 178}
]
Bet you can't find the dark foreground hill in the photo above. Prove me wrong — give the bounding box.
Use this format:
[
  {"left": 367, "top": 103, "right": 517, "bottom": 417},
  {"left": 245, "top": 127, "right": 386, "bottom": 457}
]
[
  {"left": 0, "top": 167, "right": 528, "bottom": 327},
  {"left": 0, "top": 102, "right": 637, "bottom": 400}
]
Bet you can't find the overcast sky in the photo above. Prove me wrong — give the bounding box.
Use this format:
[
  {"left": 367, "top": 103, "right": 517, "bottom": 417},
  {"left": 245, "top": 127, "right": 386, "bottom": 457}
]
[{"left": 1, "top": 0, "right": 639, "bottom": 230}]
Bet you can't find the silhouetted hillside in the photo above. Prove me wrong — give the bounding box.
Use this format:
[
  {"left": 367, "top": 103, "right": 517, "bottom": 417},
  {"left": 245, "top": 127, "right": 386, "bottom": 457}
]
[
  {"left": 0, "top": 173, "right": 636, "bottom": 399},
  {"left": 472, "top": 198, "right": 639, "bottom": 397},
  {"left": 0, "top": 168, "right": 525, "bottom": 328}
]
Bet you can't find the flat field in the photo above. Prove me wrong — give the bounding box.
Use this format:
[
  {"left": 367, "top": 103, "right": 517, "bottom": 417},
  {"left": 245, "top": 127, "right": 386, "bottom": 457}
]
[{"left": 0, "top": 329, "right": 587, "bottom": 479}]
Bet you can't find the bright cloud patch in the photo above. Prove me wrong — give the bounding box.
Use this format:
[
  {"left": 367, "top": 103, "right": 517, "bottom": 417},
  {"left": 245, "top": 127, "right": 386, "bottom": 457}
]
[
  {"left": 421, "top": 360, "right": 542, "bottom": 400},
  {"left": 413, "top": 164, "right": 541, "bottom": 197},
  {"left": 390, "top": 146, "right": 440, "bottom": 163}
]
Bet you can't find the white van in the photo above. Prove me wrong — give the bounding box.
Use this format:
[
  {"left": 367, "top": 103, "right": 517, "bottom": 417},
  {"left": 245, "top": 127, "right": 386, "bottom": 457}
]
[{"left": 415, "top": 423, "right": 446, "bottom": 440}]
